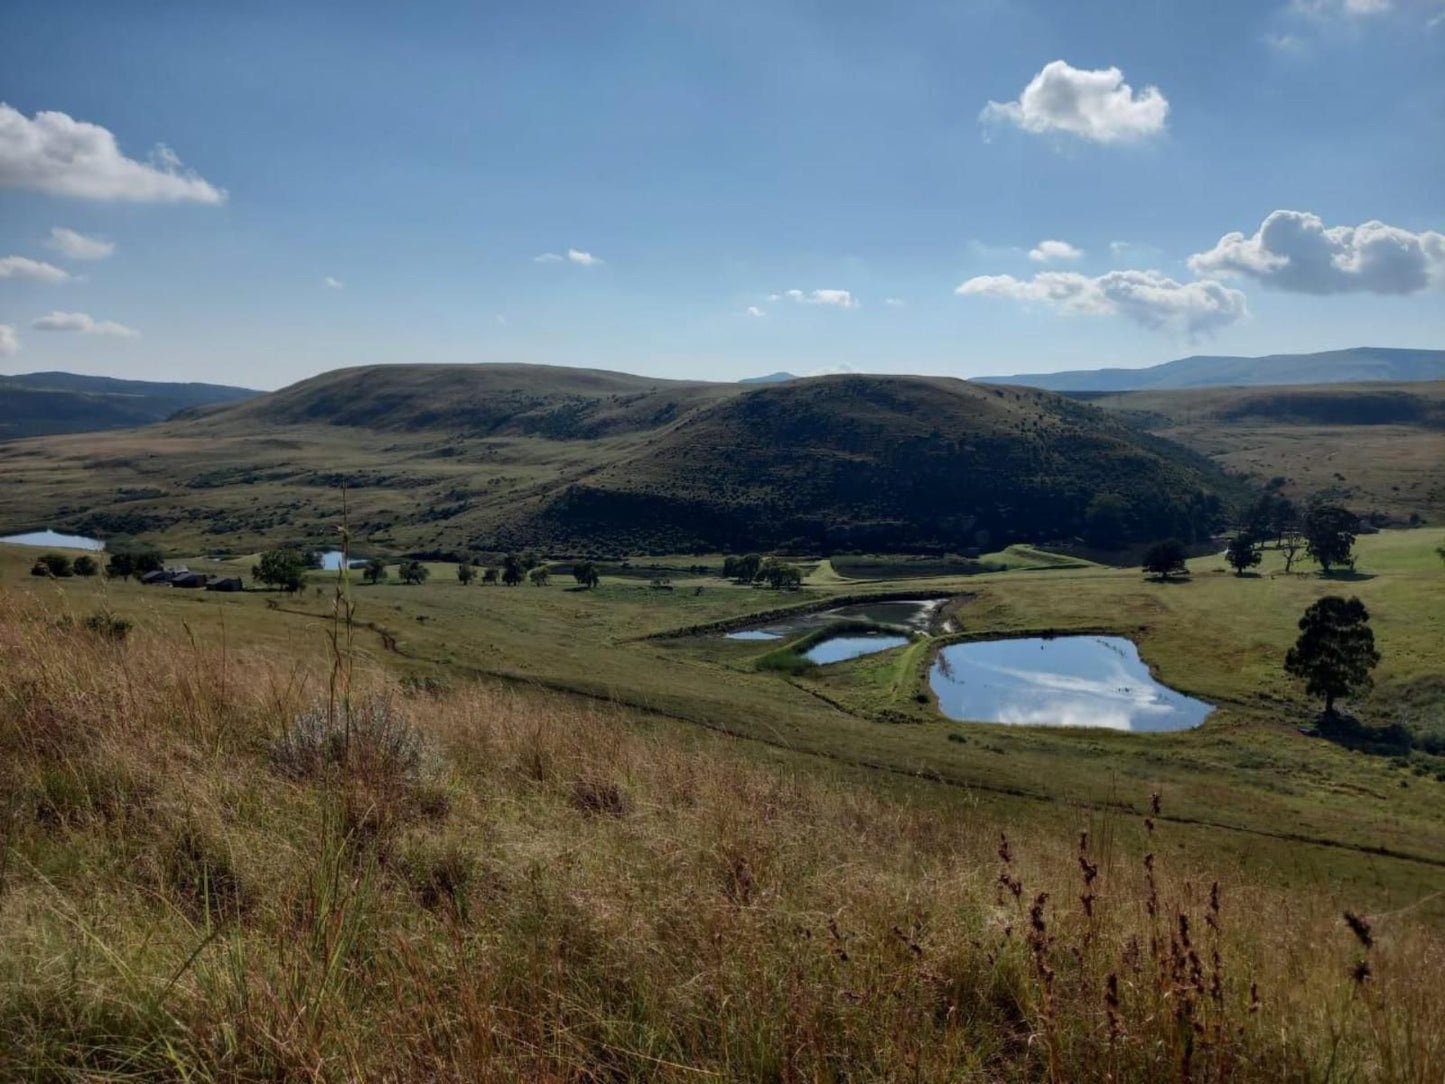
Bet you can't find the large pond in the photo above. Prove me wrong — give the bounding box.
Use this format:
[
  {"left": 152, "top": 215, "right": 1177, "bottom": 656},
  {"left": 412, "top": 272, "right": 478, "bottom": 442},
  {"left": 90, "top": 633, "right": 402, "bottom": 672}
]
[
  {"left": 803, "top": 633, "right": 910, "bottom": 665},
  {"left": 929, "top": 636, "right": 1212, "bottom": 732},
  {"left": 725, "top": 598, "right": 942, "bottom": 641},
  {"left": 0, "top": 529, "right": 105, "bottom": 551}
]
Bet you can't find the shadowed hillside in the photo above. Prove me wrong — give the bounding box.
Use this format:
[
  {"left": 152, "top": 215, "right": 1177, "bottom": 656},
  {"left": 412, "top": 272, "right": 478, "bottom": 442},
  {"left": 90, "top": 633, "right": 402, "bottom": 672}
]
[
  {"left": 0, "top": 372, "right": 258, "bottom": 439},
  {"left": 0, "top": 364, "right": 1241, "bottom": 554}
]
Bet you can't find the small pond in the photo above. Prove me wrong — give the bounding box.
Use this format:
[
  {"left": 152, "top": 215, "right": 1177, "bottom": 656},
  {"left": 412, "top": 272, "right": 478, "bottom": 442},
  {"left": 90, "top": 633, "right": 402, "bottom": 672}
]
[
  {"left": 725, "top": 598, "right": 942, "bottom": 641},
  {"left": 0, "top": 529, "right": 105, "bottom": 551},
  {"left": 315, "top": 549, "right": 369, "bottom": 570},
  {"left": 804, "top": 633, "right": 910, "bottom": 665},
  {"left": 929, "top": 636, "right": 1212, "bottom": 732}
]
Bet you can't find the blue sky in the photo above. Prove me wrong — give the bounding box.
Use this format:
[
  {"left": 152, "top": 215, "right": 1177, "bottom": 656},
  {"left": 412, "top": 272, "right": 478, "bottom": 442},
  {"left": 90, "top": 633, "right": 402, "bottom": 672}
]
[{"left": 1, "top": 0, "right": 1442, "bottom": 389}]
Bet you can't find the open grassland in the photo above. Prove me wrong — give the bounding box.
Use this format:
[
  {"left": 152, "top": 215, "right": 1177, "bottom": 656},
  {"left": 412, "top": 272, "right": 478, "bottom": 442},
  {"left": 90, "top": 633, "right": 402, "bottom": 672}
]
[
  {"left": 4, "top": 528, "right": 1444, "bottom": 926},
  {"left": 2, "top": 588, "right": 1444, "bottom": 1081}
]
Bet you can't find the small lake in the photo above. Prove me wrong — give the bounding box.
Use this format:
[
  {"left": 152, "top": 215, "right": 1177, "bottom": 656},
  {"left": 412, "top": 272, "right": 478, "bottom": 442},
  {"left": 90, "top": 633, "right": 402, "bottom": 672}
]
[
  {"left": 804, "top": 633, "right": 910, "bottom": 664},
  {"left": 929, "top": 636, "right": 1212, "bottom": 732},
  {"left": 0, "top": 529, "right": 105, "bottom": 551},
  {"left": 316, "top": 550, "right": 369, "bottom": 570}
]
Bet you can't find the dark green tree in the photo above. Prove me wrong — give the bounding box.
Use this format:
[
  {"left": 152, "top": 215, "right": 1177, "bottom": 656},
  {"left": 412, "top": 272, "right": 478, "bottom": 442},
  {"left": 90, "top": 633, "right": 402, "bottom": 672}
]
[
  {"left": 363, "top": 557, "right": 388, "bottom": 585},
  {"left": 72, "top": 554, "right": 100, "bottom": 576},
  {"left": 1084, "top": 493, "right": 1132, "bottom": 549},
  {"left": 529, "top": 566, "right": 551, "bottom": 586},
  {"left": 501, "top": 553, "right": 525, "bottom": 586},
  {"left": 1304, "top": 504, "right": 1358, "bottom": 574},
  {"left": 255, "top": 549, "right": 308, "bottom": 592},
  {"left": 457, "top": 560, "right": 475, "bottom": 585},
  {"left": 105, "top": 552, "right": 136, "bottom": 580},
  {"left": 758, "top": 557, "right": 803, "bottom": 590},
  {"left": 723, "top": 553, "right": 763, "bottom": 582},
  {"left": 1225, "top": 534, "right": 1261, "bottom": 576},
  {"left": 481, "top": 567, "right": 498, "bottom": 585},
  {"left": 133, "top": 550, "right": 164, "bottom": 575},
  {"left": 573, "top": 560, "right": 600, "bottom": 589},
  {"left": 1141, "top": 539, "right": 1188, "bottom": 581},
  {"left": 1284, "top": 595, "right": 1379, "bottom": 715},
  {"left": 33, "top": 552, "right": 74, "bottom": 577},
  {"left": 399, "top": 559, "right": 430, "bottom": 585}
]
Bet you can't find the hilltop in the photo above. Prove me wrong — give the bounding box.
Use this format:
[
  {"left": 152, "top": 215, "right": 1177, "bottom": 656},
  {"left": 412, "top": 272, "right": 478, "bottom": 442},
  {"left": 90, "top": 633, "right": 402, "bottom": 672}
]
[
  {"left": 0, "top": 371, "right": 259, "bottom": 440},
  {"left": 978, "top": 346, "right": 1445, "bottom": 392},
  {"left": 0, "top": 363, "right": 1238, "bottom": 555}
]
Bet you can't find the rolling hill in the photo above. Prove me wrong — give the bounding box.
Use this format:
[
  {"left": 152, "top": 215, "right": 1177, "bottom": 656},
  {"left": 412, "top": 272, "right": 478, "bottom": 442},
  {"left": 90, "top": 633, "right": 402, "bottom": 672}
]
[
  {"left": 977, "top": 346, "right": 1445, "bottom": 392},
  {"left": 0, "top": 363, "right": 1240, "bottom": 555},
  {"left": 0, "top": 371, "right": 259, "bottom": 440}
]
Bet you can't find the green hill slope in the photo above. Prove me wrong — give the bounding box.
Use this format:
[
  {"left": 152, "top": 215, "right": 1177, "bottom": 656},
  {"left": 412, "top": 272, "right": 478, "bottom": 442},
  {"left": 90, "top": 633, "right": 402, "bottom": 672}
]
[{"left": 0, "top": 371, "right": 258, "bottom": 439}]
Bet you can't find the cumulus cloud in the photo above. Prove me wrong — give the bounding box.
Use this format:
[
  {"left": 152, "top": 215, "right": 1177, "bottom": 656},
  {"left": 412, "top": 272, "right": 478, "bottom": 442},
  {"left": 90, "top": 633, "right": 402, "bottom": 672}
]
[
  {"left": 745, "top": 306, "right": 765, "bottom": 317},
  {"left": 980, "top": 61, "right": 1169, "bottom": 144},
  {"left": 0, "top": 255, "right": 71, "bottom": 283},
  {"left": 956, "top": 269, "right": 1246, "bottom": 337},
  {"left": 1029, "top": 240, "right": 1083, "bottom": 263},
  {"left": 46, "top": 227, "right": 114, "bottom": 260},
  {"left": 323, "top": 275, "right": 343, "bottom": 289},
  {"left": 32, "top": 310, "right": 140, "bottom": 338},
  {"left": 783, "top": 288, "right": 857, "bottom": 308},
  {"left": 0, "top": 324, "right": 18, "bottom": 356},
  {"left": 534, "top": 248, "right": 602, "bottom": 266},
  {"left": 0, "top": 104, "right": 224, "bottom": 204},
  {"left": 1188, "top": 209, "right": 1445, "bottom": 295}
]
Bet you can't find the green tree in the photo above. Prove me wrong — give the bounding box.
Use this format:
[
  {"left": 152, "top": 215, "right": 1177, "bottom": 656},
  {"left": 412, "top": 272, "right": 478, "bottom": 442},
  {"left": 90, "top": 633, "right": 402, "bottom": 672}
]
[
  {"left": 1284, "top": 596, "right": 1379, "bottom": 715},
  {"left": 255, "top": 549, "right": 308, "bottom": 592},
  {"left": 1141, "top": 539, "right": 1188, "bottom": 581},
  {"left": 481, "top": 567, "right": 498, "bottom": 585},
  {"left": 1225, "top": 534, "right": 1261, "bottom": 576},
  {"left": 1304, "top": 504, "right": 1358, "bottom": 574},
  {"left": 757, "top": 557, "right": 803, "bottom": 590},
  {"left": 363, "top": 557, "right": 388, "bottom": 585},
  {"left": 133, "top": 549, "right": 164, "bottom": 575},
  {"left": 1436, "top": 540, "right": 1445, "bottom": 568},
  {"left": 573, "top": 560, "right": 600, "bottom": 589},
  {"left": 399, "top": 559, "right": 430, "bottom": 585},
  {"left": 72, "top": 554, "right": 99, "bottom": 576},
  {"left": 501, "top": 553, "right": 525, "bottom": 586},
  {"left": 105, "top": 552, "right": 136, "bottom": 580},
  {"left": 723, "top": 553, "right": 763, "bottom": 582},
  {"left": 457, "top": 560, "right": 475, "bottom": 585},
  {"left": 1084, "top": 493, "right": 1131, "bottom": 549},
  {"left": 1280, "top": 530, "right": 1306, "bottom": 574},
  {"left": 32, "top": 552, "right": 74, "bottom": 577},
  {"left": 529, "top": 566, "right": 551, "bottom": 587}
]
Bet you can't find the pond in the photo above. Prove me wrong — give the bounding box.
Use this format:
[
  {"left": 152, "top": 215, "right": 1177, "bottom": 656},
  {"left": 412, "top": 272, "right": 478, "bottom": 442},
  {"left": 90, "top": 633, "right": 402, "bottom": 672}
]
[
  {"left": 725, "top": 598, "right": 942, "bottom": 641},
  {"left": 929, "top": 636, "right": 1212, "bottom": 732},
  {"left": 0, "top": 529, "right": 105, "bottom": 551},
  {"left": 315, "top": 549, "right": 369, "bottom": 570},
  {"left": 804, "top": 633, "right": 910, "bottom": 665}
]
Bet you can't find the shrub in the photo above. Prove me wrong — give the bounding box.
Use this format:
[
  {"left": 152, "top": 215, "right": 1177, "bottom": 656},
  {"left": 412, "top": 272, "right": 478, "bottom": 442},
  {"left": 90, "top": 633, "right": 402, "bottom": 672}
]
[
  {"left": 83, "top": 611, "right": 133, "bottom": 641},
  {"left": 270, "top": 695, "right": 430, "bottom": 786},
  {"left": 72, "top": 555, "right": 99, "bottom": 577}
]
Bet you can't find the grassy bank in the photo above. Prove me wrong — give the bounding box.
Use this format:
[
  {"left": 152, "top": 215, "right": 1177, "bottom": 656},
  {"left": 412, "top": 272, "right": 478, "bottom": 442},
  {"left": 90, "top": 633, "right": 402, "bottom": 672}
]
[{"left": 2, "top": 589, "right": 1442, "bottom": 1081}]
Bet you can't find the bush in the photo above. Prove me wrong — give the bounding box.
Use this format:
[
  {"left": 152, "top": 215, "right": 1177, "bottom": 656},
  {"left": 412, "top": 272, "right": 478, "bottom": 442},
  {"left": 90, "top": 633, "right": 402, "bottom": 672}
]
[
  {"left": 31, "top": 552, "right": 73, "bottom": 577},
  {"left": 72, "top": 555, "right": 99, "bottom": 577},
  {"left": 270, "top": 695, "right": 430, "bottom": 785},
  {"left": 84, "top": 611, "right": 133, "bottom": 641}
]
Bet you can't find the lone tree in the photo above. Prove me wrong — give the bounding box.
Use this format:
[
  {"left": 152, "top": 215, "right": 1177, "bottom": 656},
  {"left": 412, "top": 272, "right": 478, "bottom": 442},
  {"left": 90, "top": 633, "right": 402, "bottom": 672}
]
[
  {"left": 255, "top": 549, "right": 308, "bottom": 593},
  {"left": 1284, "top": 595, "right": 1379, "bottom": 716},
  {"left": 573, "top": 560, "right": 600, "bottom": 589},
  {"left": 457, "top": 560, "right": 475, "bottom": 585},
  {"left": 1141, "top": 539, "right": 1188, "bottom": 581},
  {"left": 399, "top": 559, "right": 430, "bottom": 585},
  {"left": 1279, "top": 529, "right": 1306, "bottom": 574},
  {"left": 72, "top": 554, "right": 99, "bottom": 577},
  {"left": 363, "top": 557, "right": 389, "bottom": 585},
  {"left": 1225, "top": 534, "right": 1261, "bottom": 576},
  {"left": 529, "top": 566, "right": 551, "bottom": 587},
  {"left": 1304, "top": 503, "right": 1358, "bottom": 574},
  {"left": 481, "top": 567, "right": 498, "bottom": 585}
]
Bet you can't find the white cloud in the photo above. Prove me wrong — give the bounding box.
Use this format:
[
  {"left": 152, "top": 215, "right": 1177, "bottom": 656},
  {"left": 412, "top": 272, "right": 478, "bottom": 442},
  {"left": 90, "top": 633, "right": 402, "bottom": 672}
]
[
  {"left": 884, "top": 297, "right": 905, "bottom": 307},
  {"left": 323, "top": 275, "right": 343, "bottom": 289},
  {"left": 0, "top": 255, "right": 71, "bottom": 283},
  {"left": 1292, "top": 0, "right": 1393, "bottom": 15},
  {"left": 534, "top": 248, "right": 603, "bottom": 266},
  {"left": 46, "top": 227, "right": 114, "bottom": 260},
  {"left": 32, "top": 310, "right": 140, "bottom": 338},
  {"left": 745, "top": 306, "right": 765, "bottom": 317},
  {"left": 1029, "top": 240, "right": 1083, "bottom": 263},
  {"left": 782, "top": 288, "right": 858, "bottom": 308},
  {"left": 1188, "top": 209, "right": 1445, "bottom": 295},
  {"left": 980, "top": 61, "right": 1169, "bottom": 144},
  {"left": 956, "top": 268, "right": 1247, "bottom": 337},
  {"left": 0, "top": 104, "right": 224, "bottom": 204},
  {"left": 0, "top": 324, "right": 18, "bottom": 356}
]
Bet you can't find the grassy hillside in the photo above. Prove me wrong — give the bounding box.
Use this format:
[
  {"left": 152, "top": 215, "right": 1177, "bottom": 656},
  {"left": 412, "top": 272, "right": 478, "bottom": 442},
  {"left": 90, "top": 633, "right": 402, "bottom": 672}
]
[
  {"left": 0, "top": 372, "right": 258, "bottom": 440},
  {"left": 3, "top": 579, "right": 1442, "bottom": 1080},
  {"left": 979, "top": 347, "right": 1445, "bottom": 391},
  {"left": 1087, "top": 381, "right": 1445, "bottom": 522},
  {"left": 0, "top": 364, "right": 1242, "bottom": 555}
]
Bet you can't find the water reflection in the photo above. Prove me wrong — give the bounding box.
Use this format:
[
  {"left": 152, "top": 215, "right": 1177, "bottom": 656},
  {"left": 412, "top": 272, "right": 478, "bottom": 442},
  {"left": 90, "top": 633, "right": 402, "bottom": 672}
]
[
  {"left": 929, "top": 636, "right": 1211, "bottom": 732},
  {"left": 803, "top": 634, "right": 909, "bottom": 665},
  {"left": 0, "top": 529, "right": 105, "bottom": 551}
]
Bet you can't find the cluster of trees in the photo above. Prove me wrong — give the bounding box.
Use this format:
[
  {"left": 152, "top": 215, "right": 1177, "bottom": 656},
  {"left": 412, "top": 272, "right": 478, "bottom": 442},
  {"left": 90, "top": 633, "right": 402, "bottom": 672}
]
[
  {"left": 1144, "top": 495, "right": 1362, "bottom": 582},
  {"left": 29, "top": 552, "right": 100, "bottom": 578},
  {"left": 103, "top": 544, "right": 163, "bottom": 580},
  {"left": 721, "top": 552, "right": 803, "bottom": 590}
]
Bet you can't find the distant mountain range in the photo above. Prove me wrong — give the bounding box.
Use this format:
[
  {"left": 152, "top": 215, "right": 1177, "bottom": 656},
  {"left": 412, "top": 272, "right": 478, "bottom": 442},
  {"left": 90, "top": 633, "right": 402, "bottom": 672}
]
[
  {"left": 976, "top": 347, "right": 1445, "bottom": 392},
  {"left": 0, "top": 371, "right": 259, "bottom": 440},
  {"left": 738, "top": 371, "right": 800, "bottom": 384}
]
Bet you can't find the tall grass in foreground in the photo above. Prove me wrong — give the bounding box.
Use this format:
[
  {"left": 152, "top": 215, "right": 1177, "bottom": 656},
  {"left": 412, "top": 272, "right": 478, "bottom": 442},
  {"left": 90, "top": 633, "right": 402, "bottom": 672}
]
[{"left": 0, "top": 587, "right": 1441, "bottom": 1082}]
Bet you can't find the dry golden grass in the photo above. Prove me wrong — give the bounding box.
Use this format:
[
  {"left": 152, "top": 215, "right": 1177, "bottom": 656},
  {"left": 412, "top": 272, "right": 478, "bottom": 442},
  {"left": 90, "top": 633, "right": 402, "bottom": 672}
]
[{"left": 1, "top": 586, "right": 1441, "bottom": 1082}]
